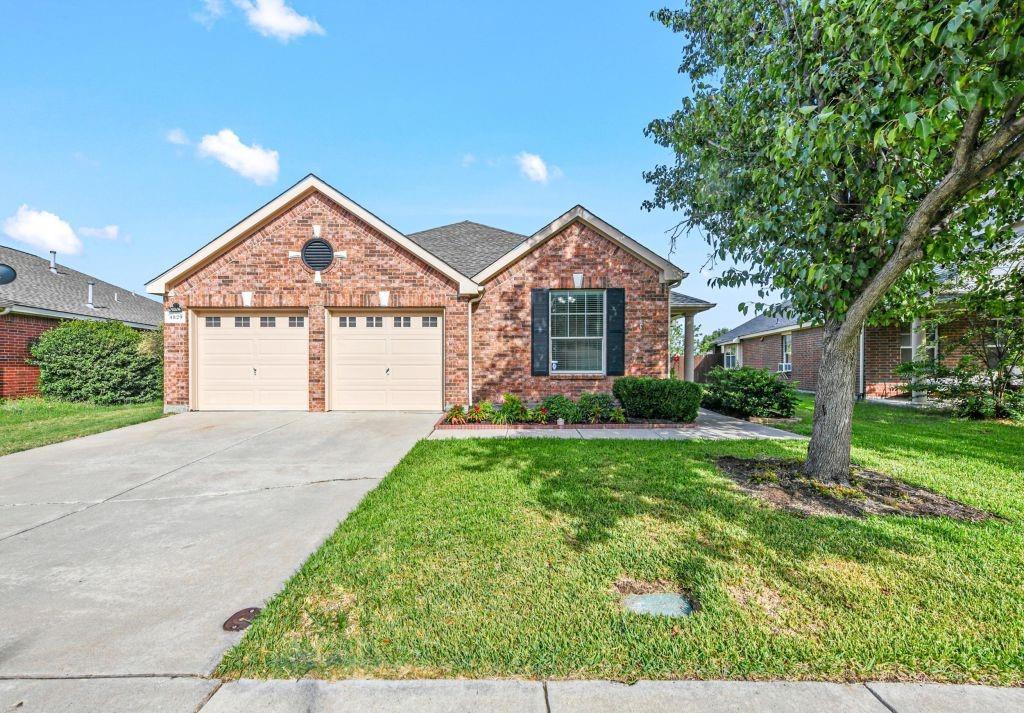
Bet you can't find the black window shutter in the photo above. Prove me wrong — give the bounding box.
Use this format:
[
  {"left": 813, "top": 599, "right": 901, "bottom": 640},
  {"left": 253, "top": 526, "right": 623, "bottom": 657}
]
[
  {"left": 606, "top": 288, "right": 625, "bottom": 376},
  {"left": 531, "top": 289, "right": 550, "bottom": 376}
]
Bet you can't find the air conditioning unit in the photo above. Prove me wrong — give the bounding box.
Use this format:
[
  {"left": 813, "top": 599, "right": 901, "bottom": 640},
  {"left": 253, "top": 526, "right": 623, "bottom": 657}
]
[{"left": 778, "top": 362, "right": 793, "bottom": 373}]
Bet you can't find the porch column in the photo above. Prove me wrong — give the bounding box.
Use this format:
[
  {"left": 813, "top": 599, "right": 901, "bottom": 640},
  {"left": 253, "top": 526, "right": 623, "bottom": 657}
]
[
  {"left": 910, "top": 317, "right": 925, "bottom": 403},
  {"left": 684, "top": 313, "right": 695, "bottom": 381}
]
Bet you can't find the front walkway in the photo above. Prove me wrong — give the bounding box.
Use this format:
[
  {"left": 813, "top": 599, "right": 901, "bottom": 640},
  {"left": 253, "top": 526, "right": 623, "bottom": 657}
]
[{"left": 430, "top": 408, "right": 805, "bottom": 440}]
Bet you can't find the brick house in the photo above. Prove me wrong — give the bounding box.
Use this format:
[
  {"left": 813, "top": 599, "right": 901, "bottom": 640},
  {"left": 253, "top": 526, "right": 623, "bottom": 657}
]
[
  {"left": 0, "top": 245, "right": 163, "bottom": 398},
  {"left": 145, "top": 174, "right": 712, "bottom": 412},
  {"left": 711, "top": 308, "right": 976, "bottom": 398}
]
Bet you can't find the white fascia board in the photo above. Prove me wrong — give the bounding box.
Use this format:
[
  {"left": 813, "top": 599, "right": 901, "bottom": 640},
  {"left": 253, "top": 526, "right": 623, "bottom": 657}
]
[
  {"left": 472, "top": 205, "right": 688, "bottom": 285},
  {"left": 10, "top": 304, "right": 158, "bottom": 330},
  {"left": 146, "top": 175, "right": 481, "bottom": 296}
]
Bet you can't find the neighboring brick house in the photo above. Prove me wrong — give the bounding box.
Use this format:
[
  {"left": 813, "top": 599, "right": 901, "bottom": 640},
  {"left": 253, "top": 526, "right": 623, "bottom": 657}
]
[
  {"left": 145, "top": 174, "right": 712, "bottom": 412},
  {"left": 0, "top": 245, "right": 163, "bottom": 398},
  {"left": 711, "top": 307, "right": 975, "bottom": 398}
]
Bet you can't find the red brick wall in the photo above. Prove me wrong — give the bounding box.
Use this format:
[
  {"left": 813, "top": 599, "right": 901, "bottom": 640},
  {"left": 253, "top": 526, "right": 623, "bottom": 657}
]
[
  {"left": 164, "top": 190, "right": 469, "bottom": 411},
  {"left": 471, "top": 221, "right": 670, "bottom": 403},
  {"left": 864, "top": 324, "right": 904, "bottom": 397},
  {"left": 0, "top": 313, "right": 59, "bottom": 398},
  {"left": 790, "top": 327, "right": 822, "bottom": 391}
]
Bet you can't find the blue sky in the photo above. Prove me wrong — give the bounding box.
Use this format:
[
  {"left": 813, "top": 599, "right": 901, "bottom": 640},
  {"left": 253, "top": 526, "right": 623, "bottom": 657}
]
[{"left": 0, "top": 0, "right": 759, "bottom": 333}]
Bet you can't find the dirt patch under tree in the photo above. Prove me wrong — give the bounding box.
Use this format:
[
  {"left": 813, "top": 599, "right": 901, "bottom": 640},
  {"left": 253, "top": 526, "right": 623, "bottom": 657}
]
[{"left": 716, "top": 456, "right": 997, "bottom": 521}]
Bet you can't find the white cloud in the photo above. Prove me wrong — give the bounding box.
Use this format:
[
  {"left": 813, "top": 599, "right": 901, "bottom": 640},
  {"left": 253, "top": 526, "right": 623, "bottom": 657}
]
[
  {"left": 198, "top": 129, "right": 279, "bottom": 185},
  {"left": 3, "top": 205, "right": 82, "bottom": 255},
  {"left": 516, "top": 152, "right": 552, "bottom": 183},
  {"left": 460, "top": 153, "right": 477, "bottom": 168},
  {"left": 80, "top": 225, "right": 120, "bottom": 241},
  {"left": 166, "top": 128, "right": 190, "bottom": 146},
  {"left": 192, "top": 0, "right": 226, "bottom": 29},
  {"left": 232, "top": 0, "right": 325, "bottom": 41}
]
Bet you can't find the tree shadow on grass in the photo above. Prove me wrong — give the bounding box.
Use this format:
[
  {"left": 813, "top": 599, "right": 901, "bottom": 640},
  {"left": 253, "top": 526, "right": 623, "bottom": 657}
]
[{"left": 449, "top": 437, "right": 1012, "bottom": 600}]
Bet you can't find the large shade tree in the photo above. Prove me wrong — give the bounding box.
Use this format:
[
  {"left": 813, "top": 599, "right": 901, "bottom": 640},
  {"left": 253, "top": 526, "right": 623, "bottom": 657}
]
[{"left": 646, "top": 0, "right": 1024, "bottom": 483}]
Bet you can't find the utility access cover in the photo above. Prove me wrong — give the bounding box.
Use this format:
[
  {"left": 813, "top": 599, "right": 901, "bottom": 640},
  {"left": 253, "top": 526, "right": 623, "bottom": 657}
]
[{"left": 622, "top": 593, "right": 694, "bottom": 617}]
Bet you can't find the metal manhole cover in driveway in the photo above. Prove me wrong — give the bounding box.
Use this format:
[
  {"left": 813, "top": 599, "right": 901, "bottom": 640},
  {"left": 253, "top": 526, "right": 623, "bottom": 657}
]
[{"left": 223, "top": 607, "right": 261, "bottom": 631}]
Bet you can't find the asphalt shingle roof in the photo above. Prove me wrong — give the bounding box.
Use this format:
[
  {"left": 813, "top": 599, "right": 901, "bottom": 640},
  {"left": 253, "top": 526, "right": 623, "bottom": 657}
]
[
  {"left": 714, "top": 306, "right": 800, "bottom": 344},
  {"left": 0, "top": 245, "right": 163, "bottom": 327},
  {"left": 407, "top": 221, "right": 529, "bottom": 277},
  {"left": 670, "top": 291, "right": 714, "bottom": 308}
]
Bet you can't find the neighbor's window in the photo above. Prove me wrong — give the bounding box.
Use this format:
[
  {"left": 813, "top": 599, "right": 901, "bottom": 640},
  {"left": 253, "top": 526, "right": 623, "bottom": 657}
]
[
  {"left": 422, "top": 316, "right": 438, "bottom": 327},
  {"left": 986, "top": 319, "right": 1007, "bottom": 369},
  {"left": 900, "top": 323, "right": 938, "bottom": 362},
  {"left": 723, "top": 344, "right": 738, "bottom": 369},
  {"left": 205, "top": 316, "right": 221, "bottom": 328},
  {"left": 234, "top": 316, "right": 250, "bottom": 328},
  {"left": 780, "top": 334, "right": 792, "bottom": 371},
  {"left": 550, "top": 290, "right": 605, "bottom": 374},
  {"left": 289, "top": 316, "right": 305, "bottom": 328},
  {"left": 260, "top": 316, "right": 276, "bottom": 328}
]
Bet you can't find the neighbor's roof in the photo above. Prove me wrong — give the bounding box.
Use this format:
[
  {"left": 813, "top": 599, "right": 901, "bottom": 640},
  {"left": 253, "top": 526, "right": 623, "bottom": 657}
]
[
  {"left": 0, "top": 245, "right": 162, "bottom": 328},
  {"left": 407, "top": 221, "right": 529, "bottom": 277},
  {"left": 714, "top": 307, "right": 801, "bottom": 344}
]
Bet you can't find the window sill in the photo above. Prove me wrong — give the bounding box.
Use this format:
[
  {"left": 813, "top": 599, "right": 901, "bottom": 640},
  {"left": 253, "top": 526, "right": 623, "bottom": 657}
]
[{"left": 548, "top": 373, "right": 606, "bottom": 380}]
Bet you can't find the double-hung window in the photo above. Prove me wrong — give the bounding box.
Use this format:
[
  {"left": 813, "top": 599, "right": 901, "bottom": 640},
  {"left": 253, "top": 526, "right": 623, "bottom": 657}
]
[
  {"left": 723, "top": 344, "right": 738, "bottom": 369},
  {"left": 550, "top": 290, "right": 605, "bottom": 374},
  {"left": 900, "top": 323, "right": 938, "bottom": 363},
  {"left": 780, "top": 334, "right": 793, "bottom": 372}
]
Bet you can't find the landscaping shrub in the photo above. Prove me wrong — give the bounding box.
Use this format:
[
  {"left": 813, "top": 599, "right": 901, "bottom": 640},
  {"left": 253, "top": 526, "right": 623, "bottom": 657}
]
[
  {"left": 612, "top": 376, "right": 701, "bottom": 422},
  {"left": 466, "top": 401, "right": 496, "bottom": 423},
  {"left": 701, "top": 367, "right": 798, "bottom": 419},
  {"left": 578, "top": 392, "right": 616, "bottom": 423},
  {"left": 445, "top": 405, "right": 467, "bottom": 425},
  {"left": 541, "top": 394, "right": 583, "bottom": 424},
  {"left": 30, "top": 320, "right": 163, "bottom": 405},
  {"left": 495, "top": 394, "right": 528, "bottom": 424}
]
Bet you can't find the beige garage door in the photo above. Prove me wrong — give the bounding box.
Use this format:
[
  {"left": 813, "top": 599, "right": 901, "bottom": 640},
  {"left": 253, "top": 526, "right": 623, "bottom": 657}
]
[
  {"left": 329, "top": 312, "right": 443, "bottom": 411},
  {"left": 196, "top": 313, "right": 309, "bottom": 411}
]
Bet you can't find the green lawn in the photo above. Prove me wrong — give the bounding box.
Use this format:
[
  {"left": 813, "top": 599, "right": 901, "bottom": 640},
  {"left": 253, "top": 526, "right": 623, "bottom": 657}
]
[
  {"left": 219, "top": 401, "right": 1024, "bottom": 684},
  {"left": 0, "top": 397, "right": 164, "bottom": 456}
]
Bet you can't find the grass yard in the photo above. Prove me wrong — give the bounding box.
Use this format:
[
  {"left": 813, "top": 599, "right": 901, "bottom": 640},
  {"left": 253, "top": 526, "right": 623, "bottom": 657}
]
[
  {"left": 219, "top": 401, "right": 1024, "bottom": 684},
  {"left": 0, "top": 397, "right": 164, "bottom": 456}
]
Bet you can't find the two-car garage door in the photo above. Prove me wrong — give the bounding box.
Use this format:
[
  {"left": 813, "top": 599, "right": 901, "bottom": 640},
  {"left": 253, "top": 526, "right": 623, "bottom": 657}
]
[{"left": 194, "top": 311, "right": 443, "bottom": 411}]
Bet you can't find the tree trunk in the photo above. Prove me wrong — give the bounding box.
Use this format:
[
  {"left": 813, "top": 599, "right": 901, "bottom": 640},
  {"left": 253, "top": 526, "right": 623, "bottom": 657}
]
[{"left": 803, "top": 325, "right": 859, "bottom": 485}]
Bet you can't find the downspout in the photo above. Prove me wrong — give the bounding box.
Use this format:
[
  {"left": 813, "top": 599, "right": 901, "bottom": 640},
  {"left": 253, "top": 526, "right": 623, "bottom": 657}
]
[
  {"left": 467, "top": 290, "right": 484, "bottom": 406},
  {"left": 858, "top": 325, "right": 866, "bottom": 400},
  {"left": 666, "top": 279, "right": 682, "bottom": 378}
]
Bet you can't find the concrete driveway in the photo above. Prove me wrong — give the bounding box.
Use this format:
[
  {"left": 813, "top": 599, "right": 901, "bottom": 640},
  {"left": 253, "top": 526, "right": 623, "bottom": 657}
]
[{"left": 0, "top": 411, "right": 438, "bottom": 711}]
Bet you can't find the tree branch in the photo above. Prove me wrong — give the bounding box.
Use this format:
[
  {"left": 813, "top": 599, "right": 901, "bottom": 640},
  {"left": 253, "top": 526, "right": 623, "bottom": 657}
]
[
  {"left": 1001, "top": 94, "right": 1024, "bottom": 126},
  {"left": 954, "top": 103, "right": 987, "bottom": 168}
]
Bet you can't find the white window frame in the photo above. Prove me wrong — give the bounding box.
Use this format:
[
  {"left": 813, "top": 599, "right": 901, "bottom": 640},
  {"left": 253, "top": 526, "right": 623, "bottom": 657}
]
[
  {"left": 549, "top": 289, "right": 606, "bottom": 375},
  {"left": 723, "top": 344, "right": 739, "bottom": 369},
  {"left": 901, "top": 323, "right": 939, "bottom": 363},
  {"left": 779, "top": 333, "right": 793, "bottom": 372}
]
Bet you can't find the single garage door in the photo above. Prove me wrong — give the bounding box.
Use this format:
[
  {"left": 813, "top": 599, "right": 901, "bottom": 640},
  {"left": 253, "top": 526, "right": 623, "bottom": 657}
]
[
  {"left": 329, "top": 312, "right": 443, "bottom": 411},
  {"left": 196, "top": 313, "right": 309, "bottom": 410}
]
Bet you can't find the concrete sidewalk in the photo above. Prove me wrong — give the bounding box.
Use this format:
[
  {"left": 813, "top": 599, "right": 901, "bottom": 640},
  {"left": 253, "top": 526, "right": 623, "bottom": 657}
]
[
  {"left": 430, "top": 408, "right": 805, "bottom": 441},
  {"left": 12, "top": 677, "right": 1003, "bottom": 713}
]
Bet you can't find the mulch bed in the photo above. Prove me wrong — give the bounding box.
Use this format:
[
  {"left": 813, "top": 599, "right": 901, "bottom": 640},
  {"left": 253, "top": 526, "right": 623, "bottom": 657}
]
[{"left": 716, "top": 456, "right": 997, "bottom": 521}]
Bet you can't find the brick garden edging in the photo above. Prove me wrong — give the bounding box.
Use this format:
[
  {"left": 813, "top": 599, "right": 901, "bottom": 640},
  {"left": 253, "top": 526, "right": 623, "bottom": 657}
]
[{"left": 433, "top": 415, "right": 697, "bottom": 430}]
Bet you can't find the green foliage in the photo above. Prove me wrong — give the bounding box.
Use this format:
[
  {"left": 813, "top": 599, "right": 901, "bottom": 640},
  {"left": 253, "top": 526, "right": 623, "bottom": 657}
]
[
  {"left": 702, "top": 367, "right": 799, "bottom": 419},
  {"left": 612, "top": 376, "right": 701, "bottom": 422},
  {"left": 646, "top": 1, "right": 1024, "bottom": 327},
  {"left": 540, "top": 394, "right": 584, "bottom": 424},
  {"left": 497, "top": 394, "right": 528, "bottom": 424},
  {"left": 526, "top": 406, "right": 550, "bottom": 424},
  {"left": 445, "top": 405, "right": 467, "bottom": 425},
  {"left": 466, "top": 401, "right": 496, "bottom": 423},
  {"left": 698, "top": 327, "right": 729, "bottom": 354},
  {"left": 29, "top": 320, "right": 163, "bottom": 405},
  {"left": 577, "top": 392, "right": 617, "bottom": 424}
]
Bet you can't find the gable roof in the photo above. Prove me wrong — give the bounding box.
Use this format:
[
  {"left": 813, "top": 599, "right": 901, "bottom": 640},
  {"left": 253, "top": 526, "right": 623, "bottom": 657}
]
[
  {"left": 145, "top": 174, "right": 482, "bottom": 296},
  {"left": 472, "top": 205, "right": 687, "bottom": 285},
  {"left": 0, "top": 244, "right": 162, "bottom": 328},
  {"left": 714, "top": 306, "right": 801, "bottom": 344},
  {"left": 407, "top": 221, "right": 529, "bottom": 277}
]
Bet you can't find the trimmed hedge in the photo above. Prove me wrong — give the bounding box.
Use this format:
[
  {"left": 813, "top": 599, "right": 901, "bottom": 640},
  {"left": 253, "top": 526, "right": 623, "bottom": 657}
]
[
  {"left": 30, "top": 320, "right": 163, "bottom": 405},
  {"left": 702, "top": 366, "right": 797, "bottom": 418},
  {"left": 612, "top": 376, "right": 701, "bottom": 423}
]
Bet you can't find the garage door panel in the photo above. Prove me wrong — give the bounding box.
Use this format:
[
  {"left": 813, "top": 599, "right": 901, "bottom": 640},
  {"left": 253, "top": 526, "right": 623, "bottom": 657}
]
[
  {"left": 197, "top": 313, "right": 308, "bottom": 411},
  {"left": 329, "top": 312, "right": 442, "bottom": 411}
]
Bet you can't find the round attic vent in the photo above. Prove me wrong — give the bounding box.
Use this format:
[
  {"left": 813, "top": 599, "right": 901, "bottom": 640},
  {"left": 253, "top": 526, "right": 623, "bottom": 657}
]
[{"left": 301, "top": 238, "right": 334, "bottom": 272}]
